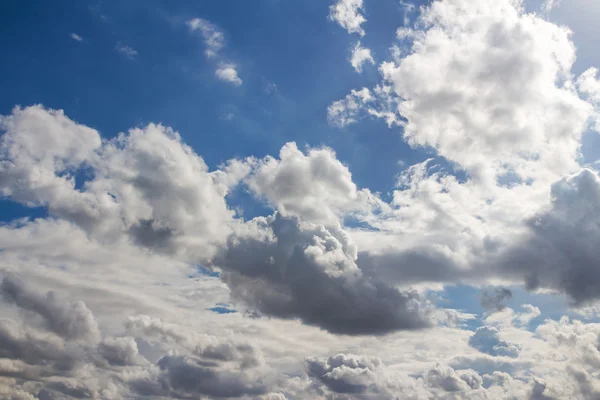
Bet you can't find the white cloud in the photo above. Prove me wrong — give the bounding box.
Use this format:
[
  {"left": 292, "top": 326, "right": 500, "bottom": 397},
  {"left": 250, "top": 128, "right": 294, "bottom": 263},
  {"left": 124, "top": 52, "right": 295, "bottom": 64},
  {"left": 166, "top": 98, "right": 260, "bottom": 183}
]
[
  {"left": 70, "top": 33, "right": 83, "bottom": 42},
  {"left": 333, "top": 0, "right": 592, "bottom": 186},
  {"left": 216, "top": 64, "right": 243, "bottom": 86},
  {"left": 187, "top": 18, "right": 225, "bottom": 58},
  {"left": 187, "top": 18, "right": 242, "bottom": 86},
  {"left": 245, "top": 142, "right": 379, "bottom": 224},
  {"left": 350, "top": 41, "right": 374, "bottom": 73},
  {"left": 327, "top": 87, "right": 373, "bottom": 127},
  {"left": 328, "top": 0, "right": 366, "bottom": 36}
]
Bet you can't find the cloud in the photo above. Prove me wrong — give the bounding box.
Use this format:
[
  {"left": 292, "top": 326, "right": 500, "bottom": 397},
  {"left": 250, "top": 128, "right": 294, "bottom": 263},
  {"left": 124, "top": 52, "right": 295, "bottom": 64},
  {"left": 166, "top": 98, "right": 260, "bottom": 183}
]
[
  {"left": 327, "top": 87, "right": 373, "bottom": 127},
  {"left": 70, "top": 33, "right": 83, "bottom": 42},
  {"left": 329, "top": 0, "right": 366, "bottom": 36},
  {"left": 332, "top": 0, "right": 591, "bottom": 185},
  {"left": 0, "top": 277, "right": 276, "bottom": 399},
  {"left": 0, "top": 105, "right": 240, "bottom": 261},
  {"left": 468, "top": 326, "right": 520, "bottom": 358},
  {"left": 115, "top": 42, "right": 137, "bottom": 59},
  {"left": 350, "top": 42, "right": 374, "bottom": 73},
  {"left": 214, "top": 214, "right": 429, "bottom": 335},
  {"left": 98, "top": 337, "right": 141, "bottom": 366},
  {"left": 187, "top": 17, "right": 242, "bottom": 86},
  {"left": 5, "top": 0, "right": 600, "bottom": 388},
  {"left": 303, "top": 353, "right": 548, "bottom": 399},
  {"left": 246, "top": 142, "right": 378, "bottom": 224},
  {"left": 494, "top": 169, "right": 600, "bottom": 304},
  {"left": 216, "top": 64, "right": 243, "bottom": 86},
  {"left": 1, "top": 275, "right": 100, "bottom": 342},
  {"left": 481, "top": 287, "right": 513, "bottom": 313},
  {"left": 186, "top": 18, "right": 225, "bottom": 58}
]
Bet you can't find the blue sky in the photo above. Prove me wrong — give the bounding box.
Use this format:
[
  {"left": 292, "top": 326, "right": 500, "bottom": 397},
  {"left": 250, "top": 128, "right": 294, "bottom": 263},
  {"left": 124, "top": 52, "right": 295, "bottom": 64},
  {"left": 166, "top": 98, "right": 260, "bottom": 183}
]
[{"left": 3, "top": 0, "right": 600, "bottom": 398}]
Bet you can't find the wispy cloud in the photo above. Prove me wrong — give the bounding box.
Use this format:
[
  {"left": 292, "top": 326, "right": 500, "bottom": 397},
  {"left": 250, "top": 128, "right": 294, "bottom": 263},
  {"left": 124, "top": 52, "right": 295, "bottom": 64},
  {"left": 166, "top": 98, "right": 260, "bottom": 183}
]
[
  {"left": 115, "top": 42, "right": 138, "bottom": 60},
  {"left": 187, "top": 18, "right": 224, "bottom": 59},
  {"left": 70, "top": 33, "right": 83, "bottom": 42},
  {"left": 187, "top": 18, "right": 242, "bottom": 86}
]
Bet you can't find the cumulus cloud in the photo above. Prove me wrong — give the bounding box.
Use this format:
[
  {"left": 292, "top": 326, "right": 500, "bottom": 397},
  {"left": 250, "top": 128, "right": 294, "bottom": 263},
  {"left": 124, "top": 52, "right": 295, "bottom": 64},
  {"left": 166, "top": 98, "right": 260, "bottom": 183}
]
[
  {"left": 468, "top": 326, "right": 520, "bottom": 358},
  {"left": 1, "top": 276, "right": 100, "bottom": 342},
  {"left": 246, "top": 142, "right": 379, "bottom": 224},
  {"left": 304, "top": 353, "right": 554, "bottom": 399},
  {"left": 214, "top": 214, "right": 429, "bottom": 335},
  {"left": 0, "top": 278, "right": 276, "bottom": 399},
  {"left": 350, "top": 42, "right": 374, "bottom": 73},
  {"left": 328, "top": 0, "right": 366, "bottom": 36},
  {"left": 0, "top": 105, "right": 239, "bottom": 261},
  {"left": 332, "top": 0, "right": 591, "bottom": 185}
]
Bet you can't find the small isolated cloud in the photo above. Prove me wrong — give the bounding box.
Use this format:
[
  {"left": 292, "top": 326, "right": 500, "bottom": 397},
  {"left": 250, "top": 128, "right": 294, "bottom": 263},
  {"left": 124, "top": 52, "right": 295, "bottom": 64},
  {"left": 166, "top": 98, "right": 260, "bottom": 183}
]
[
  {"left": 115, "top": 42, "right": 137, "bottom": 60},
  {"left": 187, "top": 18, "right": 242, "bottom": 86},
  {"left": 216, "top": 64, "right": 242, "bottom": 86},
  {"left": 481, "top": 287, "right": 513, "bottom": 313},
  {"left": 350, "top": 41, "right": 374, "bottom": 73},
  {"left": 70, "top": 33, "right": 83, "bottom": 42},
  {"left": 329, "top": 0, "right": 366, "bottom": 36}
]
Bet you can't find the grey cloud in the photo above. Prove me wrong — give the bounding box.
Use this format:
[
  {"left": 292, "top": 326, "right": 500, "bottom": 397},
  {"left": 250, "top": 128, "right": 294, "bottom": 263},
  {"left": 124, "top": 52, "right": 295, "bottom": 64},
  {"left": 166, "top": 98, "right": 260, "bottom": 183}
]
[
  {"left": 425, "top": 364, "right": 479, "bottom": 392},
  {"left": 1, "top": 276, "right": 99, "bottom": 342},
  {"left": 0, "top": 275, "right": 276, "bottom": 399},
  {"left": 357, "top": 247, "right": 467, "bottom": 286},
  {"left": 304, "top": 353, "right": 538, "bottom": 399},
  {"left": 154, "top": 354, "right": 267, "bottom": 399},
  {"left": 98, "top": 337, "right": 140, "bottom": 367},
  {"left": 305, "top": 354, "right": 389, "bottom": 396},
  {"left": 0, "top": 319, "right": 79, "bottom": 373},
  {"left": 481, "top": 287, "right": 513, "bottom": 313},
  {"left": 215, "top": 214, "right": 429, "bottom": 335},
  {"left": 125, "top": 315, "right": 271, "bottom": 398},
  {"left": 495, "top": 169, "right": 600, "bottom": 304}
]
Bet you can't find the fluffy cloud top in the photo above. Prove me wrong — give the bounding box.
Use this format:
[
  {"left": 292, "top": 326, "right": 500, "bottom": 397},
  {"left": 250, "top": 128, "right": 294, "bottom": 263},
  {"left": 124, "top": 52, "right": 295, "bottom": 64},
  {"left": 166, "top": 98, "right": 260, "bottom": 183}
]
[{"left": 328, "top": 0, "right": 366, "bottom": 36}]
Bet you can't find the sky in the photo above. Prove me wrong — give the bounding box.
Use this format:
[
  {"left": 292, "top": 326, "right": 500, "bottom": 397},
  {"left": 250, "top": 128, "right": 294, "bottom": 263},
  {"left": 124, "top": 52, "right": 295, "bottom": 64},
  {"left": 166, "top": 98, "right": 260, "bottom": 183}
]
[{"left": 2, "top": 0, "right": 600, "bottom": 399}]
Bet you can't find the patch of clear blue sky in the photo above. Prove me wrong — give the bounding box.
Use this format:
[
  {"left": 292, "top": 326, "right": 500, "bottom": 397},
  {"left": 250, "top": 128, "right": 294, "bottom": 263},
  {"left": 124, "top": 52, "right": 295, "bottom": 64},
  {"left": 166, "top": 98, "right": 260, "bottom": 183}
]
[{"left": 207, "top": 305, "right": 237, "bottom": 315}]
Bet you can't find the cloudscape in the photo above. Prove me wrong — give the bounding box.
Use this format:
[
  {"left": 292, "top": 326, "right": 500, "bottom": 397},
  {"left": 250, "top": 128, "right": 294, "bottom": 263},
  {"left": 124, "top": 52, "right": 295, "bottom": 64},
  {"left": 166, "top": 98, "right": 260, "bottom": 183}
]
[{"left": 2, "top": 0, "right": 600, "bottom": 398}]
